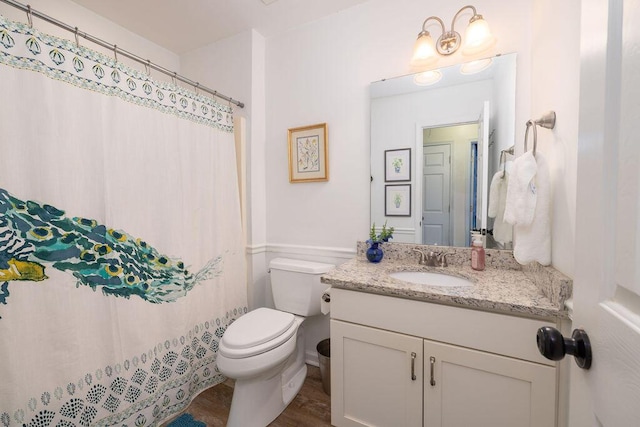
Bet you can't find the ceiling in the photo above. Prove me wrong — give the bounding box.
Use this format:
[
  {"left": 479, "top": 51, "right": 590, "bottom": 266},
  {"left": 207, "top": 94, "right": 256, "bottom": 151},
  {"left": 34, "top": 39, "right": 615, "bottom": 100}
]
[{"left": 71, "top": 0, "right": 371, "bottom": 54}]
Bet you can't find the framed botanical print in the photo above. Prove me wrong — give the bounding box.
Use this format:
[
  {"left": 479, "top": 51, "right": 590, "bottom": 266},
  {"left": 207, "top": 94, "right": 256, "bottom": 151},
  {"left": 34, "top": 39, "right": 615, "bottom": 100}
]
[
  {"left": 385, "top": 148, "right": 411, "bottom": 182},
  {"left": 385, "top": 184, "right": 411, "bottom": 216},
  {"left": 288, "top": 123, "right": 329, "bottom": 183}
]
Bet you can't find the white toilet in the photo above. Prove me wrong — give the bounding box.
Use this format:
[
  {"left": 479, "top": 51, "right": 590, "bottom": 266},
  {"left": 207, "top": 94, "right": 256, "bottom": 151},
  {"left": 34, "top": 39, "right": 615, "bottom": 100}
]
[{"left": 217, "top": 257, "right": 334, "bottom": 427}]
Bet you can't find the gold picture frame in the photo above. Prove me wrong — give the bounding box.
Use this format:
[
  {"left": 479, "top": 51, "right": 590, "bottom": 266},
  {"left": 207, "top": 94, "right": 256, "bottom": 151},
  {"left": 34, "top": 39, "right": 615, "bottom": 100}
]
[{"left": 288, "top": 123, "right": 329, "bottom": 183}]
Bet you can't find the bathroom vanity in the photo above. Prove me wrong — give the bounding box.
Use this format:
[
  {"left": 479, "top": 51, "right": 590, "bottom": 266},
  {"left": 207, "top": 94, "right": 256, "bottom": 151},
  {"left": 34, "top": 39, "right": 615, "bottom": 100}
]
[{"left": 321, "top": 243, "right": 572, "bottom": 427}]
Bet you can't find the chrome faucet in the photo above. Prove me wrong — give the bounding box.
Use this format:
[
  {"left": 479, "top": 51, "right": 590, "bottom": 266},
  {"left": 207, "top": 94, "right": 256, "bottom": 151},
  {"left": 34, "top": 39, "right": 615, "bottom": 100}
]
[
  {"left": 413, "top": 248, "right": 451, "bottom": 267},
  {"left": 413, "top": 248, "right": 438, "bottom": 267}
]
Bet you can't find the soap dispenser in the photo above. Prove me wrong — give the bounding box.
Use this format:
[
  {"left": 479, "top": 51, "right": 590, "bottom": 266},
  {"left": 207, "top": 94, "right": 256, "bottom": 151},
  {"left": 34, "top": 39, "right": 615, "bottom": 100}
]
[{"left": 471, "top": 237, "right": 485, "bottom": 271}]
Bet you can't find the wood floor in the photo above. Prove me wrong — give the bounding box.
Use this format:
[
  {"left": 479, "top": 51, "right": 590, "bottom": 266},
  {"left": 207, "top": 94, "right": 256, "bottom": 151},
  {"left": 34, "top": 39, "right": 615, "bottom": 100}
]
[{"left": 165, "top": 365, "right": 331, "bottom": 426}]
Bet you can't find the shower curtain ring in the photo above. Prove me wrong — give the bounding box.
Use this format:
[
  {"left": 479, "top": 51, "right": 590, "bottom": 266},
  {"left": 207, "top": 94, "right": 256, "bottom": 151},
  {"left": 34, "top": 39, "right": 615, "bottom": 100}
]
[
  {"left": 26, "top": 5, "right": 33, "bottom": 28},
  {"left": 195, "top": 82, "right": 199, "bottom": 95},
  {"left": 74, "top": 27, "right": 80, "bottom": 47},
  {"left": 145, "top": 60, "right": 150, "bottom": 76},
  {"left": 113, "top": 45, "right": 118, "bottom": 63},
  {"left": 172, "top": 72, "right": 177, "bottom": 86}
]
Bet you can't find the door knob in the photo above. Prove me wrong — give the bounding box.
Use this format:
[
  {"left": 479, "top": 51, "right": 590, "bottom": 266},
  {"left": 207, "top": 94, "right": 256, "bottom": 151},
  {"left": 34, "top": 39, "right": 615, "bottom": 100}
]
[{"left": 536, "top": 326, "right": 592, "bottom": 370}]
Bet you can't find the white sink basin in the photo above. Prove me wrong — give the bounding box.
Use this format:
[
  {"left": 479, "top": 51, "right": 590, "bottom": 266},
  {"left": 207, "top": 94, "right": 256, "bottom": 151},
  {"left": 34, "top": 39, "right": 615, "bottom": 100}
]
[{"left": 389, "top": 271, "right": 473, "bottom": 288}]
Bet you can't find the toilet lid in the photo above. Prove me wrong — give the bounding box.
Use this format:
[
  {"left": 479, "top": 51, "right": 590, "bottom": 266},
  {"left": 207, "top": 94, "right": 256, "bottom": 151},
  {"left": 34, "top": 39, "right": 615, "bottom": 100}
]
[{"left": 219, "top": 308, "right": 296, "bottom": 358}]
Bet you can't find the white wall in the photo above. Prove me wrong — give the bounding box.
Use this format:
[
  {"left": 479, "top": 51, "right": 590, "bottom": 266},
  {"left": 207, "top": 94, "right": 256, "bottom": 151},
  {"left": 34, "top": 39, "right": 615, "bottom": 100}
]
[{"left": 530, "top": 0, "right": 581, "bottom": 278}]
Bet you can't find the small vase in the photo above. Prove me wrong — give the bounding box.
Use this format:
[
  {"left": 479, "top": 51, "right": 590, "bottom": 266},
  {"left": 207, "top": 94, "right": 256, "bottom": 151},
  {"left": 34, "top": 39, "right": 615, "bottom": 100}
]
[{"left": 366, "top": 242, "right": 384, "bottom": 263}]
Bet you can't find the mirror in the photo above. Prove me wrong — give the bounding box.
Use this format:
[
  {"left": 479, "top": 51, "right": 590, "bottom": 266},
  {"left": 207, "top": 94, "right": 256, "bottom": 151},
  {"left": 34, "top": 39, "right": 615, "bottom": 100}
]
[{"left": 370, "top": 53, "right": 516, "bottom": 248}]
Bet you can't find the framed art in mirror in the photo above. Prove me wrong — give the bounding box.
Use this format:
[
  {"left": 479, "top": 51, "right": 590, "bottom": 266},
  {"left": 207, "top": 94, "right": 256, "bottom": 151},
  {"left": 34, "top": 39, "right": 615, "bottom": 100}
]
[
  {"left": 385, "top": 184, "right": 411, "bottom": 216},
  {"left": 385, "top": 148, "right": 411, "bottom": 182},
  {"left": 288, "top": 123, "right": 328, "bottom": 183}
]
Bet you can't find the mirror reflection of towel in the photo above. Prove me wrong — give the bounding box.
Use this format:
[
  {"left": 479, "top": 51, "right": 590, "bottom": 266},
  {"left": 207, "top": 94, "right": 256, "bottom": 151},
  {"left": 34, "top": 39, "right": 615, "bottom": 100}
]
[{"left": 488, "top": 169, "right": 512, "bottom": 245}]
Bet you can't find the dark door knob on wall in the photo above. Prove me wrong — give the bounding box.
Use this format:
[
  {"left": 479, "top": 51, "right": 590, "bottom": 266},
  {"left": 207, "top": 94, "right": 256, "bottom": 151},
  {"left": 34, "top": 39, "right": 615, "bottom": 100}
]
[{"left": 536, "top": 326, "right": 592, "bottom": 370}]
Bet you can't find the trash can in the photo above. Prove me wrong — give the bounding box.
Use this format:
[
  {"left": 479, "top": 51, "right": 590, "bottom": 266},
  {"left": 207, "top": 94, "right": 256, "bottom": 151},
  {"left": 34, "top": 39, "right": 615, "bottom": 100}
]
[{"left": 316, "top": 338, "right": 331, "bottom": 395}]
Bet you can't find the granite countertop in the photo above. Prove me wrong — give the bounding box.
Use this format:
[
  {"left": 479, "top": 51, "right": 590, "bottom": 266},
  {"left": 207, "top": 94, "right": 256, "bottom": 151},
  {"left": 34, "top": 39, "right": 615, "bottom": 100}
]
[{"left": 321, "top": 243, "right": 572, "bottom": 319}]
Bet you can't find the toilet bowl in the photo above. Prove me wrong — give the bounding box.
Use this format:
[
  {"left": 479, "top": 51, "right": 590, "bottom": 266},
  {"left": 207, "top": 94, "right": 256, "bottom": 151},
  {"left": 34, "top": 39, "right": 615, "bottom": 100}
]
[{"left": 216, "top": 258, "right": 334, "bottom": 427}]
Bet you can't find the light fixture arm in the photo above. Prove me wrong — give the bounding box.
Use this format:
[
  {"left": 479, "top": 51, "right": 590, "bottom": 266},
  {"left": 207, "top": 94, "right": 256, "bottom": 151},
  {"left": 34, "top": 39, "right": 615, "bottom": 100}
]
[
  {"left": 419, "top": 16, "right": 446, "bottom": 36},
  {"left": 450, "top": 5, "right": 478, "bottom": 33}
]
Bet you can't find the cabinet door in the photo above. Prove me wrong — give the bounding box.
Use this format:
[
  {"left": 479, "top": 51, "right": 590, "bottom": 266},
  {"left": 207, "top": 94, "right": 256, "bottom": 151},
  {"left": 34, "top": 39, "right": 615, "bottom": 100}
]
[
  {"left": 423, "top": 339, "right": 556, "bottom": 427},
  {"left": 331, "top": 320, "right": 423, "bottom": 427}
]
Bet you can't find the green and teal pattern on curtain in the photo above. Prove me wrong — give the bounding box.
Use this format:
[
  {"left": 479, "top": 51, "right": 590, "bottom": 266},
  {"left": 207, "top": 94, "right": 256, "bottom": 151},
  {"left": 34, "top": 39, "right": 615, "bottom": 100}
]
[
  {"left": 0, "top": 15, "right": 233, "bottom": 132},
  {"left": 0, "top": 188, "right": 222, "bottom": 310},
  {"left": 0, "top": 187, "right": 244, "bottom": 426}
]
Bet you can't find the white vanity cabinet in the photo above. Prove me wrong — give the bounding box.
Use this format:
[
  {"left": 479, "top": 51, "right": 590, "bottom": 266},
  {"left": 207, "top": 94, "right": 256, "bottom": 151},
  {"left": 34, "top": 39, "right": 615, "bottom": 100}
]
[
  {"left": 330, "top": 288, "right": 559, "bottom": 427},
  {"left": 331, "top": 320, "right": 423, "bottom": 427}
]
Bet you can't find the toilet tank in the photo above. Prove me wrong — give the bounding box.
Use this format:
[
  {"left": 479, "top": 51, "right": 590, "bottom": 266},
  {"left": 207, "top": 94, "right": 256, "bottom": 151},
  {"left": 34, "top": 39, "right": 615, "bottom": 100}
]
[{"left": 269, "top": 258, "right": 334, "bottom": 316}]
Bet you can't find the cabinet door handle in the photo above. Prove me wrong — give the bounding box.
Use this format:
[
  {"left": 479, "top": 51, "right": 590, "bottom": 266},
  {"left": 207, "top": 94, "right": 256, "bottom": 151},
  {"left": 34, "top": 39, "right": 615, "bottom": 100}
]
[
  {"left": 429, "top": 356, "right": 436, "bottom": 386},
  {"left": 410, "top": 352, "right": 417, "bottom": 381}
]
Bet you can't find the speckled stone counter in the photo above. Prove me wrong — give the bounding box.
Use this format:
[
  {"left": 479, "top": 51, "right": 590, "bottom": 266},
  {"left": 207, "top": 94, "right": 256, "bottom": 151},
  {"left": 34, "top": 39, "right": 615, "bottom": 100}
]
[{"left": 321, "top": 242, "right": 572, "bottom": 319}]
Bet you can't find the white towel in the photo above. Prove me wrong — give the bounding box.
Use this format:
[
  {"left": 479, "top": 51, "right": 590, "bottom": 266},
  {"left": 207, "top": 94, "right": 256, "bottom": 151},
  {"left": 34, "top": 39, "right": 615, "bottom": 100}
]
[
  {"left": 488, "top": 169, "right": 512, "bottom": 245},
  {"left": 503, "top": 151, "right": 538, "bottom": 226},
  {"left": 513, "top": 153, "right": 551, "bottom": 265}
]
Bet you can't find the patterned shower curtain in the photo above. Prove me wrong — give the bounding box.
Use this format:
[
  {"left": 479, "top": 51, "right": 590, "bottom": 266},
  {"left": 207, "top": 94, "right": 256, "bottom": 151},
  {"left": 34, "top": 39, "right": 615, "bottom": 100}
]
[{"left": 0, "top": 15, "right": 247, "bottom": 427}]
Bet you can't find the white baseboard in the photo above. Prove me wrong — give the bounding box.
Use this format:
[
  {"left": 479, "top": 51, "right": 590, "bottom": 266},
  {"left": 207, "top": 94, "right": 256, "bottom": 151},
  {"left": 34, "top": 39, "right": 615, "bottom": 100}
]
[{"left": 305, "top": 349, "right": 320, "bottom": 367}]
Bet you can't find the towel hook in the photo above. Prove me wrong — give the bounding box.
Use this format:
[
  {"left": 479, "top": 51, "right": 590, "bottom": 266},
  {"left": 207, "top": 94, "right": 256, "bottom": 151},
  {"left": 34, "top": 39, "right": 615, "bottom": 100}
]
[{"left": 524, "top": 111, "right": 556, "bottom": 156}]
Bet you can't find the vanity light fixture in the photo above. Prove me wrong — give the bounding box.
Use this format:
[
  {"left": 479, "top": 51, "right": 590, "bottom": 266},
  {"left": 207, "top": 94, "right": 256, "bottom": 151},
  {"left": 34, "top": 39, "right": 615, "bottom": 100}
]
[{"left": 410, "top": 5, "right": 496, "bottom": 69}]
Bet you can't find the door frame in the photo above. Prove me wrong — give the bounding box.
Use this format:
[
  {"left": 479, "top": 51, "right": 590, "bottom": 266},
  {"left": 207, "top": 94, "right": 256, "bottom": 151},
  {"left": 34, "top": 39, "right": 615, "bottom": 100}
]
[{"left": 467, "top": 140, "right": 479, "bottom": 247}]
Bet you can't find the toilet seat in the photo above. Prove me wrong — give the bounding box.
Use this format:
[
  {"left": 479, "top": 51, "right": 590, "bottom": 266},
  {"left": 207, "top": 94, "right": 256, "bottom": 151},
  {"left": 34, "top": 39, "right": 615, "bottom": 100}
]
[{"left": 219, "top": 308, "right": 297, "bottom": 359}]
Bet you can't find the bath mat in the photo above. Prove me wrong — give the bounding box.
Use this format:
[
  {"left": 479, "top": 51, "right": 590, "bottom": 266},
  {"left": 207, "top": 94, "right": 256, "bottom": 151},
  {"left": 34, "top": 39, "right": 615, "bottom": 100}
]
[{"left": 167, "top": 413, "right": 207, "bottom": 427}]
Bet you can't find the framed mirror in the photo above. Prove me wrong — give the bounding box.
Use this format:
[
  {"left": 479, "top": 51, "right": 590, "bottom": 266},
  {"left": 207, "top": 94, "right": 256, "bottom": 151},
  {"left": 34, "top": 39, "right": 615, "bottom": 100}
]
[{"left": 370, "top": 53, "right": 516, "bottom": 248}]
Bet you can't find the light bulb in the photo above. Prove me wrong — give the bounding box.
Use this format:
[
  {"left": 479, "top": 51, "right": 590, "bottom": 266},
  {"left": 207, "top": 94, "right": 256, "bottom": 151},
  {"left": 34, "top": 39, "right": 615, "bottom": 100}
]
[
  {"left": 410, "top": 32, "right": 438, "bottom": 69},
  {"left": 461, "top": 16, "right": 496, "bottom": 56}
]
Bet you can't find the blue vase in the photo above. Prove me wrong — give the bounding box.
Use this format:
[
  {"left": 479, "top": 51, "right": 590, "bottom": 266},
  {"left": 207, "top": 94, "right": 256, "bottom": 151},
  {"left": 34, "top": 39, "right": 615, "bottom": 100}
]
[{"left": 366, "top": 242, "right": 384, "bottom": 263}]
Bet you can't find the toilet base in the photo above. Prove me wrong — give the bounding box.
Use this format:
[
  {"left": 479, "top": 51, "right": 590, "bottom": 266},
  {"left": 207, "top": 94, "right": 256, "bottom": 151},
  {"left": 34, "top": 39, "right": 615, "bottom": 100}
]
[{"left": 225, "top": 325, "right": 307, "bottom": 427}]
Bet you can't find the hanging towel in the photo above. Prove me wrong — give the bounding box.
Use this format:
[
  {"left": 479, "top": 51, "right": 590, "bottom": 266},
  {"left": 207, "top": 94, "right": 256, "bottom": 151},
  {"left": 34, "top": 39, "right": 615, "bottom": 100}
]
[
  {"left": 503, "top": 151, "right": 538, "bottom": 226},
  {"left": 513, "top": 152, "right": 551, "bottom": 265},
  {"left": 488, "top": 168, "right": 512, "bottom": 245}
]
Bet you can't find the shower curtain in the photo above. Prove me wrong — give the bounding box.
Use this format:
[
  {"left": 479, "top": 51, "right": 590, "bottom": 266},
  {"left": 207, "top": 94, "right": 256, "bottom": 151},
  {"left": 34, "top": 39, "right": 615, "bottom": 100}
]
[{"left": 0, "top": 15, "right": 247, "bottom": 427}]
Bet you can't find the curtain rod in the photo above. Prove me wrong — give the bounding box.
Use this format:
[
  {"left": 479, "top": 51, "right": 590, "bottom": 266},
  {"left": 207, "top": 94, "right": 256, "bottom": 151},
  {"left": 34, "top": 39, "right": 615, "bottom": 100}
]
[{"left": 0, "top": 0, "right": 245, "bottom": 108}]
